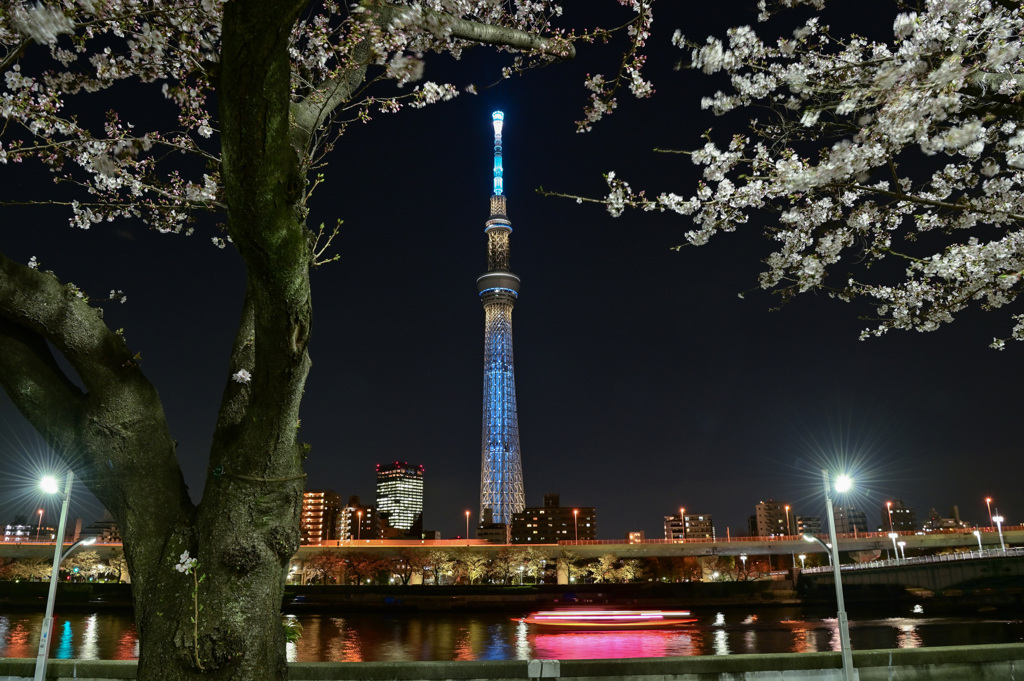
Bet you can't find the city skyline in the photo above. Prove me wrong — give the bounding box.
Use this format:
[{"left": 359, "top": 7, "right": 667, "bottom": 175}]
[{"left": 1, "top": 2, "right": 1023, "bottom": 541}]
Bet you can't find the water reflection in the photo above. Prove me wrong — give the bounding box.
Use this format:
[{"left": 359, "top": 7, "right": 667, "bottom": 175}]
[
  {"left": 55, "top": 620, "right": 73, "bottom": 659},
  {"left": 81, "top": 614, "right": 99, "bottom": 660},
  {"left": 0, "top": 608, "right": 1020, "bottom": 661},
  {"left": 531, "top": 629, "right": 700, "bottom": 660}
]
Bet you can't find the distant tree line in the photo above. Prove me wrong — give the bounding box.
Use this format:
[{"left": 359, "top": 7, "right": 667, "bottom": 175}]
[
  {"left": 0, "top": 549, "right": 129, "bottom": 583},
  {"left": 294, "top": 548, "right": 834, "bottom": 586}
]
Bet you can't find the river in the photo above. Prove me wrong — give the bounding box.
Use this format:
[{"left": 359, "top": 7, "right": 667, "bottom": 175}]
[{"left": 1, "top": 606, "right": 1022, "bottom": 662}]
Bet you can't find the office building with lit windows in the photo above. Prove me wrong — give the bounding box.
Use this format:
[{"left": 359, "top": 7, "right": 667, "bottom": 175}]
[
  {"left": 301, "top": 490, "right": 341, "bottom": 545},
  {"left": 754, "top": 500, "right": 793, "bottom": 537},
  {"left": 511, "top": 494, "right": 595, "bottom": 544},
  {"left": 375, "top": 462, "right": 424, "bottom": 538},
  {"left": 342, "top": 495, "right": 381, "bottom": 541},
  {"left": 664, "top": 513, "right": 715, "bottom": 540}
]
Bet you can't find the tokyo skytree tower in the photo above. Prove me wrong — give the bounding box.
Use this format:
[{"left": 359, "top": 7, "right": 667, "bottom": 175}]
[{"left": 476, "top": 111, "right": 525, "bottom": 526}]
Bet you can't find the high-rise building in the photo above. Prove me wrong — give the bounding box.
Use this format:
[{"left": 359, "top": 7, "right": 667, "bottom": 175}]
[
  {"left": 375, "top": 462, "right": 424, "bottom": 537},
  {"left": 755, "top": 500, "right": 792, "bottom": 537},
  {"left": 795, "top": 515, "right": 822, "bottom": 536},
  {"left": 341, "top": 495, "right": 381, "bottom": 541},
  {"left": 664, "top": 513, "right": 715, "bottom": 540},
  {"left": 834, "top": 505, "right": 868, "bottom": 534},
  {"left": 882, "top": 499, "right": 918, "bottom": 532},
  {"left": 477, "top": 110, "right": 525, "bottom": 526},
  {"left": 301, "top": 490, "right": 341, "bottom": 545},
  {"left": 511, "top": 494, "right": 595, "bottom": 544}
]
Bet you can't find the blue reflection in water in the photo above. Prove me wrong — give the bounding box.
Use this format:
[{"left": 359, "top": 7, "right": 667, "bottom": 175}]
[
  {"left": 55, "top": 620, "right": 73, "bottom": 659},
  {"left": 479, "top": 623, "right": 513, "bottom": 660}
]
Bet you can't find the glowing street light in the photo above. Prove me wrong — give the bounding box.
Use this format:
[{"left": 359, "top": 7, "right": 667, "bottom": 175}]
[
  {"left": 821, "top": 469, "right": 855, "bottom": 681},
  {"left": 803, "top": 534, "right": 833, "bottom": 564},
  {"left": 986, "top": 497, "right": 994, "bottom": 528},
  {"left": 36, "top": 509, "right": 43, "bottom": 542},
  {"left": 798, "top": 554, "right": 806, "bottom": 569},
  {"left": 356, "top": 510, "right": 363, "bottom": 540},
  {"left": 785, "top": 505, "right": 791, "bottom": 535},
  {"left": 739, "top": 554, "right": 747, "bottom": 580},
  {"left": 34, "top": 472, "right": 96, "bottom": 681},
  {"left": 465, "top": 510, "right": 471, "bottom": 540},
  {"left": 886, "top": 501, "right": 894, "bottom": 531},
  {"left": 679, "top": 507, "right": 686, "bottom": 541},
  {"left": 897, "top": 541, "right": 906, "bottom": 562},
  {"left": 888, "top": 532, "right": 900, "bottom": 564},
  {"left": 573, "top": 509, "right": 579, "bottom": 543},
  {"left": 973, "top": 529, "right": 984, "bottom": 552},
  {"left": 993, "top": 513, "right": 1006, "bottom": 553}
]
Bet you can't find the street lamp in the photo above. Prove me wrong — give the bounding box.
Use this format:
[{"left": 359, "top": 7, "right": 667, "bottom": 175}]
[
  {"left": 821, "top": 469, "right": 855, "bottom": 681},
  {"left": 886, "top": 501, "right": 894, "bottom": 531},
  {"left": 356, "top": 510, "right": 362, "bottom": 540},
  {"left": 465, "top": 510, "right": 470, "bottom": 540},
  {"left": 679, "top": 507, "right": 686, "bottom": 541},
  {"left": 973, "top": 529, "right": 984, "bottom": 553},
  {"left": 36, "top": 509, "right": 43, "bottom": 542},
  {"left": 798, "top": 554, "right": 806, "bottom": 569},
  {"left": 573, "top": 509, "right": 579, "bottom": 543},
  {"left": 803, "top": 533, "right": 832, "bottom": 565},
  {"left": 739, "top": 554, "right": 747, "bottom": 580},
  {"left": 518, "top": 565, "right": 524, "bottom": 585},
  {"left": 986, "top": 497, "right": 993, "bottom": 528},
  {"left": 897, "top": 541, "right": 906, "bottom": 562},
  {"left": 35, "top": 472, "right": 96, "bottom": 681},
  {"left": 888, "top": 532, "right": 900, "bottom": 564},
  {"left": 993, "top": 513, "right": 1006, "bottom": 553},
  {"left": 785, "top": 505, "right": 791, "bottom": 536}
]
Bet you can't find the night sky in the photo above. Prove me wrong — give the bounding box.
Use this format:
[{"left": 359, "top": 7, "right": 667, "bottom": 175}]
[{"left": 2, "top": 3, "right": 1022, "bottom": 542}]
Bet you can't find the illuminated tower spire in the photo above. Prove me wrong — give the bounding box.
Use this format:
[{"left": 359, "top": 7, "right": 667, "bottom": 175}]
[{"left": 476, "top": 111, "right": 525, "bottom": 527}]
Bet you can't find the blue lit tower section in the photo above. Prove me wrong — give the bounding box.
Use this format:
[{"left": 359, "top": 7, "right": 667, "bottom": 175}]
[{"left": 477, "top": 111, "right": 525, "bottom": 526}]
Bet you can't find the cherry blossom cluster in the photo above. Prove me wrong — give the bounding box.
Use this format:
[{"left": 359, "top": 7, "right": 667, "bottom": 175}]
[
  {"left": 2, "top": 0, "right": 645, "bottom": 240},
  {"left": 575, "top": 0, "right": 655, "bottom": 132},
  {"left": 605, "top": 0, "right": 1024, "bottom": 347}
]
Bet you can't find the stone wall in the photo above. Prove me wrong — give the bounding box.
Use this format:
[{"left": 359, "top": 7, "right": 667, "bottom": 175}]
[{"left": 2, "top": 643, "right": 1023, "bottom": 680}]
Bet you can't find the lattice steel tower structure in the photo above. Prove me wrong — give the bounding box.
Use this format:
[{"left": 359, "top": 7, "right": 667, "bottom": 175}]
[{"left": 476, "top": 110, "right": 525, "bottom": 526}]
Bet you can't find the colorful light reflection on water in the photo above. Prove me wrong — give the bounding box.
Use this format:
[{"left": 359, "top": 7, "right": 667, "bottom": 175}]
[{"left": 2, "top": 607, "right": 1022, "bottom": 662}]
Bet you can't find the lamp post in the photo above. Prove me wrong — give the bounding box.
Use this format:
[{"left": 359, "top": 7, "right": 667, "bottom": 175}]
[
  {"left": 973, "top": 529, "right": 984, "bottom": 553},
  {"left": 888, "top": 532, "right": 900, "bottom": 564},
  {"left": 465, "top": 510, "right": 470, "bottom": 540},
  {"left": 739, "top": 554, "right": 747, "bottom": 580},
  {"left": 573, "top": 509, "right": 579, "bottom": 544},
  {"left": 36, "top": 509, "right": 43, "bottom": 542},
  {"left": 993, "top": 513, "right": 1006, "bottom": 553},
  {"left": 804, "top": 534, "right": 833, "bottom": 566},
  {"left": 986, "top": 497, "right": 993, "bottom": 528},
  {"left": 518, "top": 566, "right": 524, "bottom": 585},
  {"left": 897, "top": 541, "right": 906, "bottom": 562},
  {"left": 798, "top": 554, "right": 806, "bottom": 569},
  {"left": 679, "top": 507, "right": 686, "bottom": 541},
  {"left": 356, "top": 510, "right": 362, "bottom": 540},
  {"left": 821, "top": 469, "right": 855, "bottom": 681},
  {"left": 35, "top": 472, "right": 96, "bottom": 681}
]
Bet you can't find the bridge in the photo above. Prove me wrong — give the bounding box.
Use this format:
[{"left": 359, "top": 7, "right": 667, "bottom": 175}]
[
  {"left": 2, "top": 526, "right": 1019, "bottom": 576},
  {"left": 798, "top": 546, "right": 1024, "bottom": 592}
]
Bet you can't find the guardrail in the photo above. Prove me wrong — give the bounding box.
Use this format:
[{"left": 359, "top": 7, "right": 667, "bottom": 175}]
[{"left": 802, "top": 546, "right": 1024, "bottom": 574}]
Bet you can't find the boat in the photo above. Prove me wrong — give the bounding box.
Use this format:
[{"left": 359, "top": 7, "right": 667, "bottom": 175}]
[{"left": 516, "top": 608, "right": 697, "bottom": 631}]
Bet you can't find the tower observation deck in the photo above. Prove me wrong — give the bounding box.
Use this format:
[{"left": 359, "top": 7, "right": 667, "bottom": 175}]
[{"left": 476, "top": 111, "right": 525, "bottom": 527}]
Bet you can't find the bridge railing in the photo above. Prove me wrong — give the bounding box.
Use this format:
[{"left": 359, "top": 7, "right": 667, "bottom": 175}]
[{"left": 801, "top": 546, "right": 1024, "bottom": 574}]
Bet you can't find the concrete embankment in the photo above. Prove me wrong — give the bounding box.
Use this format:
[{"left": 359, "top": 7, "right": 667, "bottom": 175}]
[{"left": 2, "top": 643, "right": 1023, "bottom": 680}]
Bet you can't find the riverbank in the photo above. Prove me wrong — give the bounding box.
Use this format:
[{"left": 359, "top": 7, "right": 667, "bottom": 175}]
[
  {"left": 0, "top": 579, "right": 919, "bottom": 613},
  {"left": 4, "top": 578, "right": 1020, "bottom": 615}
]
